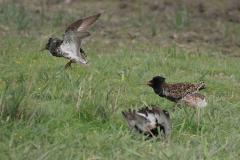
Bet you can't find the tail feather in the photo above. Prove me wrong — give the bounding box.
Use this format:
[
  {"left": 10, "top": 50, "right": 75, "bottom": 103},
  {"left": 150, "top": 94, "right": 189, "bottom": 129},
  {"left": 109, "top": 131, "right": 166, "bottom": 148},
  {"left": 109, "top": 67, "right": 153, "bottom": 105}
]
[{"left": 196, "top": 82, "right": 206, "bottom": 91}]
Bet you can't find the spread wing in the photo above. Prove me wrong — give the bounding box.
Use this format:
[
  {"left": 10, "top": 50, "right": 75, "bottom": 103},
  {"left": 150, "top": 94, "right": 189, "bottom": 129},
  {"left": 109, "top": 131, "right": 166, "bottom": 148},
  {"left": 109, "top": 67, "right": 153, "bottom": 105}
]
[
  {"left": 122, "top": 110, "right": 137, "bottom": 129},
  {"left": 65, "top": 13, "right": 101, "bottom": 33},
  {"left": 61, "top": 31, "right": 90, "bottom": 67},
  {"left": 122, "top": 109, "right": 147, "bottom": 128}
]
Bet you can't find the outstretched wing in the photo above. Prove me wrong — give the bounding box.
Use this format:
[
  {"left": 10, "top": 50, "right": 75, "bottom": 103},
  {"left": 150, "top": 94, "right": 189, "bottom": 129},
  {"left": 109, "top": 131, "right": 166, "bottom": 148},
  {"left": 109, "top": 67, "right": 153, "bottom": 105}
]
[
  {"left": 61, "top": 31, "right": 90, "bottom": 67},
  {"left": 65, "top": 13, "right": 101, "bottom": 33},
  {"left": 122, "top": 110, "right": 137, "bottom": 129},
  {"left": 122, "top": 109, "right": 147, "bottom": 128}
]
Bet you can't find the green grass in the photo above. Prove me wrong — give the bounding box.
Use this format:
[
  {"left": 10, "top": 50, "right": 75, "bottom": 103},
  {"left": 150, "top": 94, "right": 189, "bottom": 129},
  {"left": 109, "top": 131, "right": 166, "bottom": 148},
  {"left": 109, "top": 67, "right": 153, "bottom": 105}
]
[{"left": 1, "top": 0, "right": 240, "bottom": 159}]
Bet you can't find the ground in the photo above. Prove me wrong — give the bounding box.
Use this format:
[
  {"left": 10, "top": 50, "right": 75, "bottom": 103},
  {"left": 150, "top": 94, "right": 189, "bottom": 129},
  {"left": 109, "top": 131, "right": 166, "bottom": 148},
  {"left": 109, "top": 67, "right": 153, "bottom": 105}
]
[{"left": 0, "top": 0, "right": 240, "bottom": 159}]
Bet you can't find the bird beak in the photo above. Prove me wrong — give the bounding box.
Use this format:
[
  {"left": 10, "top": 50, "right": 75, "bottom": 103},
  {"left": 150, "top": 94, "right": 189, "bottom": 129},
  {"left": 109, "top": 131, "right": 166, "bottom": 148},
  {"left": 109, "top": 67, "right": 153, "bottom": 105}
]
[
  {"left": 39, "top": 47, "right": 46, "bottom": 52},
  {"left": 140, "top": 82, "right": 152, "bottom": 86}
]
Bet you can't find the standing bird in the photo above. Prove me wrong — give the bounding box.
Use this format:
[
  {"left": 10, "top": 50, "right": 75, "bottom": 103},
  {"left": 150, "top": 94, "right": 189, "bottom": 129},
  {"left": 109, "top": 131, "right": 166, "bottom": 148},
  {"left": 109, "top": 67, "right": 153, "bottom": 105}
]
[
  {"left": 122, "top": 105, "right": 172, "bottom": 139},
  {"left": 183, "top": 93, "right": 207, "bottom": 108},
  {"left": 40, "top": 13, "right": 101, "bottom": 68},
  {"left": 183, "top": 92, "right": 207, "bottom": 136},
  {"left": 142, "top": 76, "right": 206, "bottom": 105}
]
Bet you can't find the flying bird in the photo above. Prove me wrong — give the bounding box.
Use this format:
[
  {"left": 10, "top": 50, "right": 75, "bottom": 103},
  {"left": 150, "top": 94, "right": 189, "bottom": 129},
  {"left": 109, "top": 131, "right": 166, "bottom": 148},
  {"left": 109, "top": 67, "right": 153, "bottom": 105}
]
[
  {"left": 122, "top": 105, "right": 172, "bottom": 138},
  {"left": 142, "top": 76, "right": 206, "bottom": 105},
  {"left": 40, "top": 13, "right": 101, "bottom": 68}
]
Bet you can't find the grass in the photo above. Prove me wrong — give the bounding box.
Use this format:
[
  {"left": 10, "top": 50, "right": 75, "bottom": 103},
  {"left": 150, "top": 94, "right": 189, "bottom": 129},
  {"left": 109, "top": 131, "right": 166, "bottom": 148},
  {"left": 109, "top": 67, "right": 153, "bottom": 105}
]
[{"left": 1, "top": 0, "right": 240, "bottom": 159}]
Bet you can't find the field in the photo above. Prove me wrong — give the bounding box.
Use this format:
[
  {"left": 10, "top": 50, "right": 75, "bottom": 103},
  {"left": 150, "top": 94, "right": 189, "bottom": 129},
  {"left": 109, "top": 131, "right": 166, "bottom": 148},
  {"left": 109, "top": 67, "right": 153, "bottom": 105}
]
[{"left": 1, "top": 0, "right": 240, "bottom": 159}]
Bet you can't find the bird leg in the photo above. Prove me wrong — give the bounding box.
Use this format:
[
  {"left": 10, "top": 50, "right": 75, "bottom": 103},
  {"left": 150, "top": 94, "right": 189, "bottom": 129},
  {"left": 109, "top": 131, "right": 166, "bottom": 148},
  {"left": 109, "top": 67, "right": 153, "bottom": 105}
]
[
  {"left": 146, "top": 126, "right": 156, "bottom": 138},
  {"left": 172, "top": 103, "right": 178, "bottom": 113},
  {"left": 65, "top": 60, "right": 74, "bottom": 68},
  {"left": 172, "top": 103, "right": 183, "bottom": 113},
  {"left": 80, "top": 48, "right": 87, "bottom": 57},
  {"left": 197, "top": 107, "right": 200, "bottom": 138}
]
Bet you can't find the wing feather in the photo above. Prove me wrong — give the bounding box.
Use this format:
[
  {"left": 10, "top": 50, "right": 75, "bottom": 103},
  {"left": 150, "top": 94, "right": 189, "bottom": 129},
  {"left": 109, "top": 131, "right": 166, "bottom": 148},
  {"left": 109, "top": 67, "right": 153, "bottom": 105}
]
[
  {"left": 65, "top": 13, "right": 101, "bottom": 33},
  {"left": 61, "top": 31, "right": 90, "bottom": 67},
  {"left": 164, "top": 82, "right": 203, "bottom": 99},
  {"left": 122, "top": 110, "right": 136, "bottom": 128}
]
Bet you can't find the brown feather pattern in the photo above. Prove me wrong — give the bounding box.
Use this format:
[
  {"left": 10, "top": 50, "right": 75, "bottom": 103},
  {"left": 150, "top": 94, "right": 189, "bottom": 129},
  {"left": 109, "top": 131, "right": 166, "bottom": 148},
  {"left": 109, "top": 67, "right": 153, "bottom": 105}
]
[
  {"left": 146, "top": 76, "right": 206, "bottom": 103},
  {"left": 184, "top": 93, "right": 207, "bottom": 108}
]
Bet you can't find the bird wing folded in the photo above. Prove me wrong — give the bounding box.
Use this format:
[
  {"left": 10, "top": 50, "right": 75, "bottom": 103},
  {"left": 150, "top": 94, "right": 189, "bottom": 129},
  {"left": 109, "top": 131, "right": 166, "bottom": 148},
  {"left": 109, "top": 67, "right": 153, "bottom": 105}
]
[{"left": 163, "top": 82, "right": 205, "bottom": 99}]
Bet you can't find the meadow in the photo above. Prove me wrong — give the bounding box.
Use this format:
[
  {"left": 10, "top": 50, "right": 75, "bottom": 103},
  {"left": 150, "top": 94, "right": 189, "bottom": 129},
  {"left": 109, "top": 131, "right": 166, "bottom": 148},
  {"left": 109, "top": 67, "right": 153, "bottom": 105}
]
[{"left": 0, "top": 0, "right": 240, "bottom": 159}]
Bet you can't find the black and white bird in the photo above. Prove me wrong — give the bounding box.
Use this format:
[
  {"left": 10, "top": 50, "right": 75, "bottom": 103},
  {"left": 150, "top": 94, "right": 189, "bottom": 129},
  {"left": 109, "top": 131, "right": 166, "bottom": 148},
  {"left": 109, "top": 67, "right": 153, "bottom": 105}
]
[
  {"left": 122, "top": 105, "right": 172, "bottom": 138},
  {"left": 40, "top": 13, "right": 101, "bottom": 68}
]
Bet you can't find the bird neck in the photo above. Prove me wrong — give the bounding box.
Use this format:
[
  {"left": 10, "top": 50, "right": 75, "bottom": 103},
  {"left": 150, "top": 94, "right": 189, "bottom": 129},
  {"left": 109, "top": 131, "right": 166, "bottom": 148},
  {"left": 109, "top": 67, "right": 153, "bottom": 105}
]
[{"left": 153, "top": 83, "right": 165, "bottom": 96}]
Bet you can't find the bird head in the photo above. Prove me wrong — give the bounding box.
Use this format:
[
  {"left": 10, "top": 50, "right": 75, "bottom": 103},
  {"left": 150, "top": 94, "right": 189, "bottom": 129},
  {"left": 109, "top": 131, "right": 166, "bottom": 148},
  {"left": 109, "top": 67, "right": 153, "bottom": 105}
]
[
  {"left": 39, "top": 38, "right": 52, "bottom": 52},
  {"left": 141, "top": 76, "right": 166, "bottom": 87}
]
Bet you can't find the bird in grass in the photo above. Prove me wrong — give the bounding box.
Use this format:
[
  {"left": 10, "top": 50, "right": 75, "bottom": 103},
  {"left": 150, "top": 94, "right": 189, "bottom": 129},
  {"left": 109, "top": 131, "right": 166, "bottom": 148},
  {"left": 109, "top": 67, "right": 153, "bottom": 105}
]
[
  {"left": 142, "top": 76, "right": 206, "bottom": 106},
  {"left": 183, "top": 92, "right": 207, "bottom": 136},
  {"left": 122, "top": 105, "right": 172, "bottom": 138},
  {"left": 40, "top": 13, "right": 101, "bottom": 68},
  {"left": 143, "top": 76, "right": 207, "bottom": 136},
  {"left": 183, "top": 93, "right": 207, "bottom": 108}
]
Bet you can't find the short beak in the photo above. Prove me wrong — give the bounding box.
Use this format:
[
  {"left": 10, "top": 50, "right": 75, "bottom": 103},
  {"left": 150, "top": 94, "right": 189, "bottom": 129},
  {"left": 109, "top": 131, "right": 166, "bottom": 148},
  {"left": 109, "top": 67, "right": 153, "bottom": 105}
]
[
  {"left": 140, "top": 82, "right": 152, "bottom": 86},
  {"left": 39, "top": 48, "right": 46, "bottom": 52}
]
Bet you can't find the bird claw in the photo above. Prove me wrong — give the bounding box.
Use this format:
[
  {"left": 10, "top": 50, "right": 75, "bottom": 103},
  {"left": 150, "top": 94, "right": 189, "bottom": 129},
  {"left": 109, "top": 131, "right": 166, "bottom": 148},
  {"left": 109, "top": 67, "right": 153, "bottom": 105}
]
[
  {"left": 80, "top": 48, "right": 87, "bottom": 57},
  {"left": 65, "top": 60, "right": 72, "bottom": 69}
]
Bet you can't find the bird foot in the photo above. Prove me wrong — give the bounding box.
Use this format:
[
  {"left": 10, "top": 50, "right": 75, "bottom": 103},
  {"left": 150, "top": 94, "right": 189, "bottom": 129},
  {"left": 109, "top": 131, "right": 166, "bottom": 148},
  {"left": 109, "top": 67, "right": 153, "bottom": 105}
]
[
  {"left": 82, "top": 52, "right": 87, "bottom": 57},
  {"left": 65, "top": 61, "right": 72, "bottom": 69},
  {"left": 146, "top": 126, "right": 156, "bottom": 138},
  {"left": 80, "top": 48, "right": 87, "bottom": 57}
]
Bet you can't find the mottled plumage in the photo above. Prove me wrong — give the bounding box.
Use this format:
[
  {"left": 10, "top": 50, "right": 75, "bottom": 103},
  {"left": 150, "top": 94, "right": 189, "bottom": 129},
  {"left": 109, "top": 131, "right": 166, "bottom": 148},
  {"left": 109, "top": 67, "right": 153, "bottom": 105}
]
[
  {"left": 144, "top": 76, "right": 206, "bottom": 104},
  {"left": 122, "top": 105, "right": 172, "bottom": 138},
  {"left": 183, "top": 93, "right": 207, "bottom": 108},
  {"left": 40, "top": 13, "right": 101, "bottom": 68}
]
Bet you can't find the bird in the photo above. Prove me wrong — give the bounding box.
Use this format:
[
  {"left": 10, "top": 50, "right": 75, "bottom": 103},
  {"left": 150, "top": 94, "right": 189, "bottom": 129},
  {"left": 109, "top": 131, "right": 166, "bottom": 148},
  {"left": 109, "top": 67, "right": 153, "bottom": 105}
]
[
  {"left": 183, "top": 92, "right": 207, "bottom": 136},
  {"left": 183, "top": 93, "right": 207, "bottom": 108},
  {"left": 142, "top": 76, "right": 207, "bottom": 136},
  {"left": 39, "top": 13, "right": 101, "bottom": 68},
  {"left": 142, "top": 76, "right": 206, "bottom": 105},
  {"left": 122, "top": 105, "right": 172, "bottom": 139}
]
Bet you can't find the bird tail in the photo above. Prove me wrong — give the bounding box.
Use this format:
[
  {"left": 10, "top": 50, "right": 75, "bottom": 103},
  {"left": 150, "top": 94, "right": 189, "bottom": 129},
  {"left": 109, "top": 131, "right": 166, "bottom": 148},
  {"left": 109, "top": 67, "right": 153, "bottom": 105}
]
[{"left": 196, "top": 82, "right": 206, "bottom": 91}]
